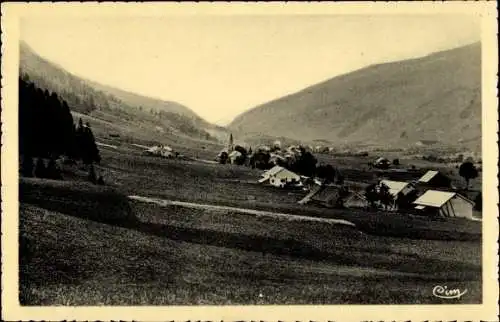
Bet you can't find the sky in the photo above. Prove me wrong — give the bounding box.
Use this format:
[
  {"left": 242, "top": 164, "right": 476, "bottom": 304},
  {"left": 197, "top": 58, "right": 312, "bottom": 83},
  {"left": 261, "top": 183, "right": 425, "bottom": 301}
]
[{"left": 20, "top": 14, "right": 481, "bottom": 125}]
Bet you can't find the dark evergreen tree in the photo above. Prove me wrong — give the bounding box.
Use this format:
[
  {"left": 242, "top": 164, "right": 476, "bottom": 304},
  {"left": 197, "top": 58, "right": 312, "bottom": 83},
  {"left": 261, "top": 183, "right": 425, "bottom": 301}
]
[
  {"left": 34, "top": 158, "right": 47, "bottom": 178},
  {"left": 19, "top": 77, "right": 77, "bottom": 163},
  {"left": 19, "top": 77, "right": 103, "bottom": 181},
  {"left": 46, "top": 158, "right": 63, "bottom": 180},
  {"left": 316, "top": 164, "right": 336, "bottom": 184},
  {"left": 289, "top": 147, "right": 317, "bottom": 177},
  {"left": 218, "top": 151, "right": 229, "bottom": 164},
  {"left": 474, "top": 192, "right": 482, "bottom": 211},
  {"left": 83, "top": 122, "right": 101, "bottom": 165},
  {"left": 88, "top": 164, "right": 97, "bottom": 184},
  {"left": 378, "top": 183, "right": 394, "bottom": 210},
  {"left": 365, "top": 184, "right": 379, "bottom": 209},
  {"left": 21, "top": 156, "right": 34, "bottom": 177},
  {"left": 459, "top": 161, "right": 479, "bottom": 190}
]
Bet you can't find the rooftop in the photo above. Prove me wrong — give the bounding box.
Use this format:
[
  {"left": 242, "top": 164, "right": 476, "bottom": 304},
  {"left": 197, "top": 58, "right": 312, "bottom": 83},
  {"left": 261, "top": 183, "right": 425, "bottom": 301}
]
[
  {"left": 418, "top": 170, "right": 440, "bottom": 183},
  {"left": 380, "top": 180, "right": 411, "bottom": 196},
  {"left": 413, "top": 190, "right": 456, "bottom": 208}
]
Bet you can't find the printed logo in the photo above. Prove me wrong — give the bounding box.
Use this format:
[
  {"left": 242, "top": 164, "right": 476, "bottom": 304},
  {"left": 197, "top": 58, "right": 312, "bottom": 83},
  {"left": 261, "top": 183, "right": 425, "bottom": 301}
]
[{"left": 432, "top": 285, "right": 468, "bottom": 299}]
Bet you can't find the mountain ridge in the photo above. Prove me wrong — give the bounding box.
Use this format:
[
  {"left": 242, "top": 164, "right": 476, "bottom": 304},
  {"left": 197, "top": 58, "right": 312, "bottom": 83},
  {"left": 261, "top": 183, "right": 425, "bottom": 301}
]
[
  {"left": 19, "top": 41, "right": 230, "bottom": 144},
  {"left": 229, "top": 42, "right": 481, "bottom": 152},
  {"left": 19, "top": 41, "right": 206, "bottom": 122}
]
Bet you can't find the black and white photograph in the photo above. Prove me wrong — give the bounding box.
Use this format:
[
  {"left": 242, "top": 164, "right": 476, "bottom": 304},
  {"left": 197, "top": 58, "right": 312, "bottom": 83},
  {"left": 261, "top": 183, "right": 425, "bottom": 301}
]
[{"left": 1, "top": 2, "right": 498, "bottom": 321}]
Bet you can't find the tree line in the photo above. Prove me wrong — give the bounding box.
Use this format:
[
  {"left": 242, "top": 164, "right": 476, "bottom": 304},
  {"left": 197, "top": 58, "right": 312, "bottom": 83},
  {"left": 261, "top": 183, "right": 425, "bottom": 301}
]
[{"left": 19, "top": 76, "right": 101, "bottom": 179}]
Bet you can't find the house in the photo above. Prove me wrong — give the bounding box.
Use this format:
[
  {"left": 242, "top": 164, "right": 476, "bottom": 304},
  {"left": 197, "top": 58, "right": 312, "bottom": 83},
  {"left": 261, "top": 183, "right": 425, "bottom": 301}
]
[
  {"left": 413, "top": 190, "right": 475, "bottom": 219},
  {"left": 269, "top": 153, "right": 286, "bottom": 166},
  {"left": 259, "top": 165, "right": 302, "bottom": 188},
  {"left": 259, "top": 165, "right": 283, "bottom": 183},
  {"left": 417, "top": 170, "right": 452, "bottom": 189},
  {"left": 373, "top": 157, "right": 391, "bottom": 169},
  {"left": 144, "top": 145, "right": 174, "bottom": 158},
  {"left": 228, "top": 150, "right": 243, "bottom": 164}
]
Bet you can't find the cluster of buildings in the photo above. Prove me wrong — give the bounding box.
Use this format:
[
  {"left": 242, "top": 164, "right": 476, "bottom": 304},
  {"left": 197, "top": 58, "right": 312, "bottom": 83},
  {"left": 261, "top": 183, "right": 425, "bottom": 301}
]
[
  {"left": 143, "top": 145, "right": 177, "bottom": 158},
  {"left": 258, "top": 165, "right": 478, "bottom": 221}
]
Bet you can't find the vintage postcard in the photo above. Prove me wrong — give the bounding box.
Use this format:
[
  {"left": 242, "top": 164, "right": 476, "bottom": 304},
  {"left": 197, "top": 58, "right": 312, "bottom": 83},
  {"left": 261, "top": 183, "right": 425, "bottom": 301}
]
[{"left": 1, "top": 2, "right": 498, "bottom": 321}]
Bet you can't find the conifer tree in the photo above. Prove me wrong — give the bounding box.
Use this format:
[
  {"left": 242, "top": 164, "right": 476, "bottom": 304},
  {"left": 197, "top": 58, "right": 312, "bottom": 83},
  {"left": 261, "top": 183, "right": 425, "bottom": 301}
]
[
  {"left": 34, "top": 158, "right": 47, "bottom": 178},
  {"left": 46, "top": 158, "right": 62, "bottom": 180},
  {"left": 88, "top": 164, "right": 97, "bottom": 184},
  {"left": 21, "top": 156, "right": 34, "bottom": 177}
]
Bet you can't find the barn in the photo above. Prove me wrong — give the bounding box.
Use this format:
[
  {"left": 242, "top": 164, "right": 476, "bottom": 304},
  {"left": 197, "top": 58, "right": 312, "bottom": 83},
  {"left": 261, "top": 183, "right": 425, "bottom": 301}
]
[
  {"left": 298, "top": 184, "right": 343, "bottom": 207},
  {"left": 417, "top": 170, "right": 452, "bottom": 189},
  {"left": 413, "top": 190, "right": 476, "bottom": 219}
]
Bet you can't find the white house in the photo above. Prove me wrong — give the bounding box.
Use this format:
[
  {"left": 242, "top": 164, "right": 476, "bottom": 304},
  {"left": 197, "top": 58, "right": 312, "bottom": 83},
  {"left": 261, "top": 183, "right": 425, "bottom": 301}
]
[
  {"left": 144, "top": 145, "right": 174, "bottom": 158},
  {"left": 228, "top": 150, "right": 243, "bottom": 164},
  {"left": 259, "top": 166, "right": 302, "bottom": 188},
  {"left": 413, "top": 190, "right": 475, "bottom": 219}
]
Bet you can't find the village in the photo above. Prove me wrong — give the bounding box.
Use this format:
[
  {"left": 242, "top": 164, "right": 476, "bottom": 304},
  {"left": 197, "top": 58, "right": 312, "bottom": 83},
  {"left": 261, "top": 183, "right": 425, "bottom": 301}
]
[{"left": 140, "top": 132, "right": 482, "bottom": 222}]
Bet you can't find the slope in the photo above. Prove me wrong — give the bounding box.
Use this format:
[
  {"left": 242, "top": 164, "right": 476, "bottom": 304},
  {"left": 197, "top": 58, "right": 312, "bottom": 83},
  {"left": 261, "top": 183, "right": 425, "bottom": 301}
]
[
  {"left": 229, "top": 43, "right": 481, "bottom": 151},
  {"left": 85, "top": 80, "right": 203, "bottom": 122},
  {"left": 19, "top": 41, "right": 228, "bottom": 144}
]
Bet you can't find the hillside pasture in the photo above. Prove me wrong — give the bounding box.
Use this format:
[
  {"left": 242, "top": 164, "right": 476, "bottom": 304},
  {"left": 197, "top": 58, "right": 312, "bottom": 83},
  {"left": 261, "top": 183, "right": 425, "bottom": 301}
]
[{"left": 20, "top": 191, "right": 481, "bottom": 305}]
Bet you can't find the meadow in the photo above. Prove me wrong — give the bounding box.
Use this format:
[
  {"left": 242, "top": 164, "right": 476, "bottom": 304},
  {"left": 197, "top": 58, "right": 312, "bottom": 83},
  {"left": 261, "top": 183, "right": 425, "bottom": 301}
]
[{"left": 19, "top": 133, "right": 483, "bottom": 305}]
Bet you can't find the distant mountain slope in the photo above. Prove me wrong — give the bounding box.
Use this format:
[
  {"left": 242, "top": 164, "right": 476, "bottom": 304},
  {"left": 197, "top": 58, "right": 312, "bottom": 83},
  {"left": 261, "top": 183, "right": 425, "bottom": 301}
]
[
  {"left": 20, "top": 41, "right": 115, "bottom": 114},
  {"left": 85, "top": 80, "right": 203, "bottom": 122},
  {"left": 229, "top": 43, "right": 481, "bottom": 151},
  {"left": 19, "top": 41, "right": 228, "bottom": 142}
]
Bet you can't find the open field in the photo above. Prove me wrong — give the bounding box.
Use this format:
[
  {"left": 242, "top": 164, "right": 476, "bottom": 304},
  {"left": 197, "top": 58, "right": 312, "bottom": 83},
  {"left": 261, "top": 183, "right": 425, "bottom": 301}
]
[
  {"left": 19, "top": 134, "right": 482, "bottom": 304},
  {"left": 20, "top": 199, "right": 481, "bottom": 305}
]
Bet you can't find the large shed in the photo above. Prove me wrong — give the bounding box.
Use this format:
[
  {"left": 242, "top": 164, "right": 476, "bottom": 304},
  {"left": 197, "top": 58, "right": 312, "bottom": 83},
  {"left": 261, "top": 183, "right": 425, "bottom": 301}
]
[{"left": 413, "top": 190, "right": 475, "bottom": 219}]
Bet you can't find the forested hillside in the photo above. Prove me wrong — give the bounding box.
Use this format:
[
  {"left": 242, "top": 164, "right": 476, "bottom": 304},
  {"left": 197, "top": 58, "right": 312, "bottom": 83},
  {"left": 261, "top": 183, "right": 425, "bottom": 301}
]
[
  {"left": 19, "top": 77, "right": 101, "bottom": 177},
  {"left": 20, "top": 41, "right": 226, "bottom": 142}
]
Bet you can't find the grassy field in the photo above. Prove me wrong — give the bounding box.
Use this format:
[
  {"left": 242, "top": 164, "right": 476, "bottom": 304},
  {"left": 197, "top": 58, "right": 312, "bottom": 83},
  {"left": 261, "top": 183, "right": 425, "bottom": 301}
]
[
  {"left": 20, "top": 200, "right": 481, "bottom": 305},
  {"left": 19, "top": 131, "right": 483, "bottom": 305}
]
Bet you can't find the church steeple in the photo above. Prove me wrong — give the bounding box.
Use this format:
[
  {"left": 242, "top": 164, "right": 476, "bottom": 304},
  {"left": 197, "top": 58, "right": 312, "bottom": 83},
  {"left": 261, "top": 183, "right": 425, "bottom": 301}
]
[{"left": 228, "top": 133, "right": 234, "bottom": 152}]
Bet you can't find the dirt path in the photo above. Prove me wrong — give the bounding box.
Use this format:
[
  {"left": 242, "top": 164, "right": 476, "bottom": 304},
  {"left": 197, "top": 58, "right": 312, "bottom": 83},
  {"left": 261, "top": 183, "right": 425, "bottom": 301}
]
[
  {"left": 130, "top": 143, "right": 151, "bottom": 149},
  {"left": 96, "top": 142, "right": 119, "bottom": 149},
  {"left": 192, "top": 158, "right": 219, "bottom": 164},
  {"left": 128, "top": 195, "right": 356, "bottom": 227}
]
